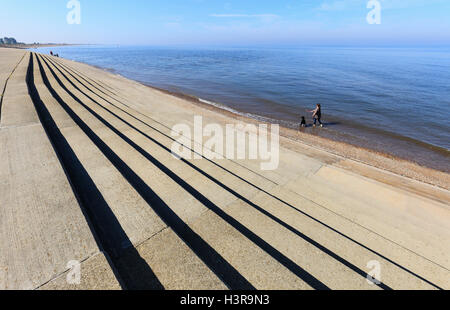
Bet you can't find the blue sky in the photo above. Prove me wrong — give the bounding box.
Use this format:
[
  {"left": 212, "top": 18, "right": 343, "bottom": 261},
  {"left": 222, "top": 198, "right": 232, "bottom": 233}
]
[{"left": 1, "top": 0, "right": 449, "bottom": 46}]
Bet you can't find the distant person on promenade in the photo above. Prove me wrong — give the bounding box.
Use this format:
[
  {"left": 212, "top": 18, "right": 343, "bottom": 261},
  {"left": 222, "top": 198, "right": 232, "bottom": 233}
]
[
  {"left": 50, "top": 51, "right": 53, "bottom": 56},
  {"left": 309, "top": 104, "right": 323, "bottom": 127}
]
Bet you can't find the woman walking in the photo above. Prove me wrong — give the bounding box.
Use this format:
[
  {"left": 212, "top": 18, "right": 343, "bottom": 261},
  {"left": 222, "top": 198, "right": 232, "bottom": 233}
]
[{"left": 309, "top": 104, "right": 323, "bottom": 127}]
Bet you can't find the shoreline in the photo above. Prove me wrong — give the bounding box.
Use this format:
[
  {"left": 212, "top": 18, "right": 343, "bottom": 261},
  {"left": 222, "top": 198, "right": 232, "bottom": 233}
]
[
  {"left": 142, "top": 83, "right": 450, "bottom": 190},
  {"left": 47, "top": 51, "right": 449, "bottom": 190},
  {"left": 147, "top": 82, "right": 450, "bottom": 156}
]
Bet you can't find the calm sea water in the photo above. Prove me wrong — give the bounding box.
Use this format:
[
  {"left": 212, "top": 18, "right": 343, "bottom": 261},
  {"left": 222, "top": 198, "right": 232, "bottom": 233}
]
[{"left": 31, "top": 45, "right": 450, "bottom": 171}]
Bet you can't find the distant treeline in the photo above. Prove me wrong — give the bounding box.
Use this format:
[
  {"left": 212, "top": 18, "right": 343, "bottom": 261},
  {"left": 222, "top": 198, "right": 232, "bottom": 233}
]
[{"left": 0, "top": 37, "right": 25, "bottom": 45}]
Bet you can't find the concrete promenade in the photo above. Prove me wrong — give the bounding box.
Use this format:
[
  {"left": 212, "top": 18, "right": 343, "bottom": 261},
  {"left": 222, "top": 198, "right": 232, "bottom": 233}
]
[{"left": 0, "top": 48, "right": 449, "bottom": 290}]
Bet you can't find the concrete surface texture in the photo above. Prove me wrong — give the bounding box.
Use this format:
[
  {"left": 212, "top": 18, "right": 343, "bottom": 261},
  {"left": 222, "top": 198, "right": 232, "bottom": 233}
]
[{"left": 0, "top": 48, "right": 449, "bottom": 290}]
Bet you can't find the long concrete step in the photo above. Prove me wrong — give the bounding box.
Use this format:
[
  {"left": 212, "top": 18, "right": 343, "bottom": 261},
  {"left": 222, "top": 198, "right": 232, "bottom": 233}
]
[
  {"left": 0, "top": 49, "right": 26, "bottom": 123},
  {"left": 0, "top": 52, "right": 120, "bottom": 290}
]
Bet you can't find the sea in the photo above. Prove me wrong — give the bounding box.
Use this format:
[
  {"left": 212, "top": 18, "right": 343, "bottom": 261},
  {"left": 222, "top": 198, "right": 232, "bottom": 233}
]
[{"left": 30, "top": 45, "right": 450, "bottom": 172}]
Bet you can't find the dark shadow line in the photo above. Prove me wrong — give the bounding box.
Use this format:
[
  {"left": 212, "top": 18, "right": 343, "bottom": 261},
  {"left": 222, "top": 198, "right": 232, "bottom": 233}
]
[
  {"left": 44, "top": 55, "right": 392, "bottom": 289},
  {"left": 36, "top": 54, "right": 256, "bottom": 291},
  {"left": 39, "top": 54, "right": 330, "bottom": 290},
  {"left": 28, "top": 53, "right": 165, "bottom": 290},
  {"left": 45, "top": 55, "right": 442, "bottom": 290}
]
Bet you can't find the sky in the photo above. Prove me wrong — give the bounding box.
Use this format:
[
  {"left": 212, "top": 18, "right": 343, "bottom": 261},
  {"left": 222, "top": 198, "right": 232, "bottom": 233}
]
[{"left": 1, "top": 0, "right": 449, "bottom": 46}]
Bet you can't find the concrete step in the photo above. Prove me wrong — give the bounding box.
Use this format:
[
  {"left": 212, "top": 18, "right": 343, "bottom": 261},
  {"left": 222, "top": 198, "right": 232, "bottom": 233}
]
[{"left": 0, "top": 52, "right": 119, "bottom": 290}]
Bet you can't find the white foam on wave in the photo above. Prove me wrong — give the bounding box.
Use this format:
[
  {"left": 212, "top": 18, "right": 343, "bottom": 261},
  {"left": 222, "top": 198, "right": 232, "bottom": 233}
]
[{"left": 198, "top": 98, "right": 297, "bottom": 128}]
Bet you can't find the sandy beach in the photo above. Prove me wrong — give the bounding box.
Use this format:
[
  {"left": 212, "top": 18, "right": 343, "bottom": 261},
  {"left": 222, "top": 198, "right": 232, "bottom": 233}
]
[{"left": 1, "top": 47, "right": 449, "bottom": 290}]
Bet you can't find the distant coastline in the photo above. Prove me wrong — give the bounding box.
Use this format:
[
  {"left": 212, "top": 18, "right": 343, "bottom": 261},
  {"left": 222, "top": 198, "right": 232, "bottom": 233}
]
[
  {"left": 0, "top": 36, "right": 79, "bottom": 49},
  {"left": 0, "top": 43, "right": 79, "bottom": 49}
]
